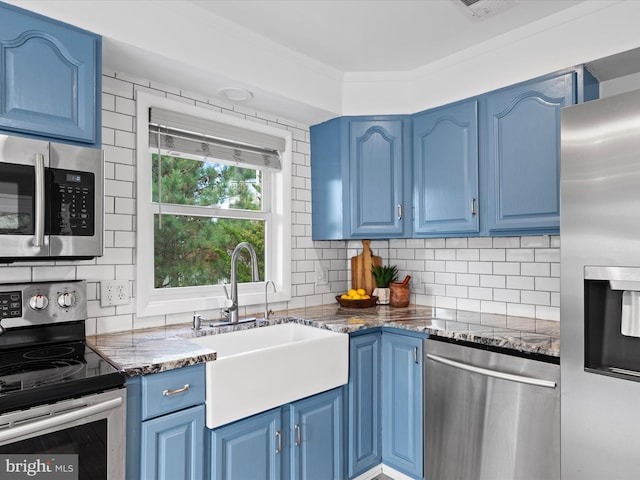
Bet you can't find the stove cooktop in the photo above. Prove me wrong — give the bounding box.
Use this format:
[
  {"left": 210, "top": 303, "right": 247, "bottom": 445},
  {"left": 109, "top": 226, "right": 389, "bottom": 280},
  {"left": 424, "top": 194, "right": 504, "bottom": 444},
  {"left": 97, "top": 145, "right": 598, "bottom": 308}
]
[{"left": 0, "top": 322, "right": 125, "bottom": 415}]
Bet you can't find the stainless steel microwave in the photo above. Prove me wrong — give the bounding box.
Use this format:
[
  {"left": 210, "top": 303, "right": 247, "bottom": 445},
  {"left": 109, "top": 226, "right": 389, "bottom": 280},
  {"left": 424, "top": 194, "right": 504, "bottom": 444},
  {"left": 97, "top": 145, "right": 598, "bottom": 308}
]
[{"left": 0, "top": 134, "right": 103, "bottom": 261}]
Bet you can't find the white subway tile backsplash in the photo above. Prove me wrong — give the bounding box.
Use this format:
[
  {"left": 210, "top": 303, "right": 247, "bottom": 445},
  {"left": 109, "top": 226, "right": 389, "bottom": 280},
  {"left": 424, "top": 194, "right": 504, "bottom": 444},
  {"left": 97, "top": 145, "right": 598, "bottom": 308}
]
[
  {"left": 507, "top": 275, "right": 535, "bottom": 290},
  {"left": 445, "top": 238, "right": 468, "bottom": 248},
  {"left": 456, "top": 273, "right": 480, "bottom": 287},
  {"left": 468, "top": 237, "right": 493, "bottom": 248},
  {"left": 493, "top": 237, "right": 520, "bottom": 248},
  {"left": 521, "top": 236, "right": 551, "bottom": 248},
  {"left": 480, "top": 275, "right": 506, "bottom": 289},
  {"left": 535, "top": 249, "right": 560, "bottom": 263},
  {"left": 468, "top": 287, "right": 493, "bottom": 301},
  {"left": 493, "top": 262, "right": 520, "bottom": 275},
  {"left": 507, "top": 303, "right": 536, "bottom": 318},
  {"left": 446, "top": 261, "right": 468, "bottom": 273},
  {"left": 480, "top": 249, "right": 506, "bottom": 262},
  {"left": 456, "top": 249, "right": 479, "bottom": 261},
  {"left": 536, "top": 276, "right": 560, "bottom": 292},
  {"left": 521, "top": 290, "right": 551, "bottom": 306},
  {"left": 435, "top": 272, "right": 457, "bottom": 285},
  {"left": 521, "top": 262, "right": 550, "bottom": 276},
  {"left": 468, "top": 262, "right": 493, "bottom": 275},
  {"left": 506, "top": 248, "right": 535, "bottom": 262}
]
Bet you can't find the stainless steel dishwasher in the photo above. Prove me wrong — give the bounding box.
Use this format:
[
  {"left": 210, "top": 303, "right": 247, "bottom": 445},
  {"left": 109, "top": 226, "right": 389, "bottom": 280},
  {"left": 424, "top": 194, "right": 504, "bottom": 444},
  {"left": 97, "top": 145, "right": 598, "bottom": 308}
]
[{"left": 424, "top": 338, "right": 560, "bottom": 480}]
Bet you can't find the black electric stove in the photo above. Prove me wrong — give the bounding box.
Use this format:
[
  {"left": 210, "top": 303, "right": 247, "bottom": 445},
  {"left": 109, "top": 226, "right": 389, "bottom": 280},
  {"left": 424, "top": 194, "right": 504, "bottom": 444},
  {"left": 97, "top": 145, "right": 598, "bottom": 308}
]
[{"left": 0, "top": 281, "right": 125, "bottom": 414}]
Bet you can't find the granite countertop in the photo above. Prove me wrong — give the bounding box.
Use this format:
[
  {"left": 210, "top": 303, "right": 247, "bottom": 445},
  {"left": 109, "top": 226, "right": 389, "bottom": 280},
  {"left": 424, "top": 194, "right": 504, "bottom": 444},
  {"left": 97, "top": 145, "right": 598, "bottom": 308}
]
[{"left": 88, "top": 304, "right": 559, "bottom": 377}]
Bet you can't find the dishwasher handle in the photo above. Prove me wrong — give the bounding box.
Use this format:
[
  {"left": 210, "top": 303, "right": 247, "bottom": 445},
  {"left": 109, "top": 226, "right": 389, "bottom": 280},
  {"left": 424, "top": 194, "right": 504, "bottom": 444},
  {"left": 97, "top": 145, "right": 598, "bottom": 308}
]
[{"left": 426, "top": 353, "right": 557, "bottom": 389}]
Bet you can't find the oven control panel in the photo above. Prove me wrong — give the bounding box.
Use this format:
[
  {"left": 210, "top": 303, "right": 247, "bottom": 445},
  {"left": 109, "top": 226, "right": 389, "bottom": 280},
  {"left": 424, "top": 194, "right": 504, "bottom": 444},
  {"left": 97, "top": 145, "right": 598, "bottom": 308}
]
[
  {"left": 0, "top": 291, "right": 22, "bottom": 319},
  {"left": 0, "top": 280, "right": 87, "bottom": 328}
]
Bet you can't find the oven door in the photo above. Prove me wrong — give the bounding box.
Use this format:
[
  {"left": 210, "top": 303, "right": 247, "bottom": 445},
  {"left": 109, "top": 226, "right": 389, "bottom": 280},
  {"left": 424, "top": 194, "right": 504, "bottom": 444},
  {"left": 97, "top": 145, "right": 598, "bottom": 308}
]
[
  {"left": 0, "top": 388, "right": 125, "bottom": 480},
  {"left": 0, "top": 135, "right": 50, "bottom": 258}
]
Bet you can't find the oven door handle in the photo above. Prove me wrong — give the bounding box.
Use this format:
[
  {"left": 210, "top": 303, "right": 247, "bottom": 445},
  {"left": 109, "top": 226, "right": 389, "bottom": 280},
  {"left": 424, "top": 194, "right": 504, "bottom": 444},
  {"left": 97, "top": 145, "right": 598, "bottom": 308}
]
[{"left": 0, "top": 397, "right": 122, "bottom": 443}]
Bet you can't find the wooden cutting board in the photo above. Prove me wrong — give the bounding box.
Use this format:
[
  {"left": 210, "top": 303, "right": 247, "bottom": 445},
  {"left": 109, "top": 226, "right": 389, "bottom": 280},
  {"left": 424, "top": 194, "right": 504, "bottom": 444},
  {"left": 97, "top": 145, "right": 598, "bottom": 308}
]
[{"left": 351, "top": 239, "right": 381, "bottom": 295}]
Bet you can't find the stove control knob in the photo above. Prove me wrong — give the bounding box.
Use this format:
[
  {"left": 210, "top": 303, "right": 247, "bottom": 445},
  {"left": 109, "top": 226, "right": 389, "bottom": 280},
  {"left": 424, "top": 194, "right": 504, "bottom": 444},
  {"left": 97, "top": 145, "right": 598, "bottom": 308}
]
[
  {"left": 57, "top": 292, "right": 76, "bottom": 309},
  {"left": 29, "top": 294, "right": 49, "bottom": 311}
]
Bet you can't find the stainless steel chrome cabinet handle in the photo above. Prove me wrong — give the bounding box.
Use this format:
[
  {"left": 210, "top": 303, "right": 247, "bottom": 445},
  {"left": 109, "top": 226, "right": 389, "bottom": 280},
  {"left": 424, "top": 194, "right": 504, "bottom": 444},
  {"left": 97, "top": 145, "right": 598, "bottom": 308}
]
[
  {"left": 0, "top": 397, "right": 122, "bottom": 443},
  {"left": 471, "top": 197, "right": 477, "bottom": 216},
  {"left": 397, "top": 204, "right": 403, "bottom": 220},
  {"left": 426, "top": 353, "right": 557, "bottom": 388},
  {"left": 294, "top": 424, "right": 301, "bottom": 446},
  {"left": 275, "top": 430, "right": 282, "bottom": 453},
  {"left": 33, "top": 153, "right": 45, "bottom": 248},
  {"left": 162, "top": 384, "right": 190, "bottom": 396},
  {"left": 414, "top": 346, "right": 419, "bottom": 364}
]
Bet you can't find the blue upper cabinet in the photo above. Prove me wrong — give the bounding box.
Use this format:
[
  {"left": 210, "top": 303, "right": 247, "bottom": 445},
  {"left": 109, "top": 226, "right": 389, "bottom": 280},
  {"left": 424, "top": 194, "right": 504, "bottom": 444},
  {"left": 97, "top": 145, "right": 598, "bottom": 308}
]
[
  {"left": 310, "top": 116, "right": 410, "bottom": 240},
  {"left": 413, "top": 99, "right": 479, "bottom": 236},
  {"left": 482, "top": 72, "right": 575, "bottom": 235},
  {"left": 0, "top": 2, "right": 101, "bottom": 146},
  {"left": 349, "top": 119, "right": 410, "bottom": 238}
]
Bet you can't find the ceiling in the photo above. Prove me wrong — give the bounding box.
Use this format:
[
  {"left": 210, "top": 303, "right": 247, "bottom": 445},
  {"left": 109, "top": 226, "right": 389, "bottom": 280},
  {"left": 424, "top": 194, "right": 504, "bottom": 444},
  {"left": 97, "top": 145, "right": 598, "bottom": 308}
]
[{"left": 189, "top": 0, "right": 584, "bottom": 73}]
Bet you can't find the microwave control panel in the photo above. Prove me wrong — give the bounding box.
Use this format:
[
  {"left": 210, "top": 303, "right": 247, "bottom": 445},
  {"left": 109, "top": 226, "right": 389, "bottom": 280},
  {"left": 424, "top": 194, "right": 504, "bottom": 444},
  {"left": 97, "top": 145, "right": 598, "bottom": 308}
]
[{"left": 49, "top": 168, "right": 95, "bottom": 236}]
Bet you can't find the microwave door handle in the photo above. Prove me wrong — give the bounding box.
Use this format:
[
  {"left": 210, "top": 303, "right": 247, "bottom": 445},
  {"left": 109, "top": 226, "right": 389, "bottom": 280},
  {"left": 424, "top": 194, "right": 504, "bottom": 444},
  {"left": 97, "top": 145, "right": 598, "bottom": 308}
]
[{"left": 33, "top": 153, "right": 45, "bottom": 248}]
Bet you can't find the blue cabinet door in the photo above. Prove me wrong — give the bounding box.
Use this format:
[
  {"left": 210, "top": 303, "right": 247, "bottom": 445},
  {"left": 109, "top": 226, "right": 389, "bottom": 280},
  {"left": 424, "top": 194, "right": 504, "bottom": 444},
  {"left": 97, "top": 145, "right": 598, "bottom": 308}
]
[
  {"left": 290, "top": 388, "right": 343, "bottom": 480},
  {"left": 348, "top": 333, "right": 382, "bottom": 477},
  {"left": 483, "top": 72, "right": 575, "bottom": 235},
  {"left": 210, "top": 408, "right": 282, "bottom": 480},
  {"left": 0, "top": 3, "right": 100, "bottom": 145},
  {"left": 141, "top": 404, "right": 205, "bottom": 480},
  {"left": 413, "top": 100, "right": 479, "bottom": 235},
  {"left": 349, "top": 119, "right": 409, "bottom": 238},
  {"left": 310, "top": 117, "right": 348, "bottom": 240},
  {"left": 382, "top": 333, "right": 423, "bottom": 479}
]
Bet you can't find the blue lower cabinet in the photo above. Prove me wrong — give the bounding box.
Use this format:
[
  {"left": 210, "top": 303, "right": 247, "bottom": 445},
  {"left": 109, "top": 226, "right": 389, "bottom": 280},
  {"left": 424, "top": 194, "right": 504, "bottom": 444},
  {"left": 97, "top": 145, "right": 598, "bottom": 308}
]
[
  {"left": 210, "top": 408, "right": 282, "bottom": 480},
  {"left": 347, "top": 331, "right": 424, "bottom": 479},
  {"left": 209, "top": 388, "right": 343, "bottom": 480},
  {"left": 382, "top": 333, "right": 423, "bottom": 479},
  {"left": 289, "top": 388, "right": 344, "bottom": 480},
  {"left": 348, "top": 332, "right": 382, "bottom": 477},
  {"left": 141, "top": 405, "right": 205, "bottom": 480},
  {"left": 126, "top": 365, "right": 206, "bottom": 480}
]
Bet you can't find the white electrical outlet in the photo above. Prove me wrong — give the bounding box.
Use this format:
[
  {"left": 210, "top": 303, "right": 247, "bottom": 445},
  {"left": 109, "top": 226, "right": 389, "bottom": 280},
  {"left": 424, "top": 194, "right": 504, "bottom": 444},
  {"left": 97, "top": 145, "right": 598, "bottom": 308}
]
[{"left": 101, "top": 280, "right": 130, "bottom": 307}]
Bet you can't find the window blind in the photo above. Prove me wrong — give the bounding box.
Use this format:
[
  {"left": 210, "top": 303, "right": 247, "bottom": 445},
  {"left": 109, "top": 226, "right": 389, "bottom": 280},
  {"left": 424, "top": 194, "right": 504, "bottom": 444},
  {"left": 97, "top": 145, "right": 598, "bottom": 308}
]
[{"left": 149, "top": 107, "right": 283, "bottom": 170}]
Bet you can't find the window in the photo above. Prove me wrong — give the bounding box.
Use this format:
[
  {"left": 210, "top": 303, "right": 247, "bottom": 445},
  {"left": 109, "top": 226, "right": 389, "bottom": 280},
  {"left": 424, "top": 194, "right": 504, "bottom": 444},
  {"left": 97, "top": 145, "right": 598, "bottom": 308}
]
[{"left": 136, "top": 92, "right": 291, "bottom": 318}]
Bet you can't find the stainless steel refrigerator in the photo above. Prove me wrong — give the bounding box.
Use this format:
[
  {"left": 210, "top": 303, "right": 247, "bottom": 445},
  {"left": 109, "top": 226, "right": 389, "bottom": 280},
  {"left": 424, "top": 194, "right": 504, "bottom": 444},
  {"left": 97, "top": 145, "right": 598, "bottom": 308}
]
[{"left": 561, "top": 89, "right": 640, "bottom": 479}]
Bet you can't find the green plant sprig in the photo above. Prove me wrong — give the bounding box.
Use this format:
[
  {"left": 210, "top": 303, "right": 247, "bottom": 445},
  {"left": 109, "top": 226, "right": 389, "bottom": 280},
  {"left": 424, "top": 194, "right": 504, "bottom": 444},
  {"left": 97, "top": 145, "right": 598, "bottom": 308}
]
[{"left": 371, "top": 265, "right": 399, "bottom": 288}]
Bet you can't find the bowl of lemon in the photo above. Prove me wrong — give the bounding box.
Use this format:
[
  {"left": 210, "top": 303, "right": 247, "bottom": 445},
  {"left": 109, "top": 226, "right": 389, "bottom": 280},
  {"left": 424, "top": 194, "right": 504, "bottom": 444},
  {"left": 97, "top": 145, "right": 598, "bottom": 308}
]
[{"left": 336, "top": 289, "right": 378, "bottom": 308}]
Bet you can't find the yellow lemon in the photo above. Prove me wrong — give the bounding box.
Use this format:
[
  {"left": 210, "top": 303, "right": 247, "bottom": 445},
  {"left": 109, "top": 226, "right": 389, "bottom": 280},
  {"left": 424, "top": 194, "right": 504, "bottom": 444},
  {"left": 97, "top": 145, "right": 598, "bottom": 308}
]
[
  {"left": 348, "top": 289, "right": 357, "bottom": 297},
  {"left": 356, "top": 288, "right": 366, "bottom": 296},
  {"left": 341, "top": 294, "right": 349, "bottom": 299},
  {"left": 362, "top": 294, "right": 370, "bottom": 299}
]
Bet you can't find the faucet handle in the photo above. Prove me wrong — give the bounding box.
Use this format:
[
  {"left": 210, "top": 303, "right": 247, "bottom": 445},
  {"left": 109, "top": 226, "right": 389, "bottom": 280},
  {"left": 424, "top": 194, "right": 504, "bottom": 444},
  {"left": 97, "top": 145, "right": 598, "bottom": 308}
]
[{"left": 222, "top": 285, "right": 234, "bottom": 309}]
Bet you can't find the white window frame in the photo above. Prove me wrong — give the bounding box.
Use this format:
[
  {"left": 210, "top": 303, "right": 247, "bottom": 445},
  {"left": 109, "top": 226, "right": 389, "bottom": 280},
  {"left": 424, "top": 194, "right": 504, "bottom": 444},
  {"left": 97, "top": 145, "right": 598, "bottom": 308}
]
[{"left": 135, "top": 92, "right": 292, "bottom": 318}]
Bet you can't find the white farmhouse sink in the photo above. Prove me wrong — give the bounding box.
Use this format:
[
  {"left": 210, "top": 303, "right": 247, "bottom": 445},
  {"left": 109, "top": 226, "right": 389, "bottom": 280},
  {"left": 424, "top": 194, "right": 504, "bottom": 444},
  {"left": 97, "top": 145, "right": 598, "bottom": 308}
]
[{"left": 190, "top": 323, "right": 348, "bottom": 428}]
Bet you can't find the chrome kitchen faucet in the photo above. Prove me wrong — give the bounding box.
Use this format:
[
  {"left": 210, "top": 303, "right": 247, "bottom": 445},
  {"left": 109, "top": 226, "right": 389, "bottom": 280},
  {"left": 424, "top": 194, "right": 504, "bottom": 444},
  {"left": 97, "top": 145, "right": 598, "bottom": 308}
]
[{"left": 225, "top": 242, "right": 261, "bottom": 324}]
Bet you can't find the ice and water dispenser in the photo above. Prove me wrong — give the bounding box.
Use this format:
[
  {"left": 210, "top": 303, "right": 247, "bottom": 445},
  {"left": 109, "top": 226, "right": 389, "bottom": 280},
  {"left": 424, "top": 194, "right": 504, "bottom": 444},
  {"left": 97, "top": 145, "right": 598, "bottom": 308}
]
[{"left": 584, "top": 266, "right": 640, "bottom": 380}]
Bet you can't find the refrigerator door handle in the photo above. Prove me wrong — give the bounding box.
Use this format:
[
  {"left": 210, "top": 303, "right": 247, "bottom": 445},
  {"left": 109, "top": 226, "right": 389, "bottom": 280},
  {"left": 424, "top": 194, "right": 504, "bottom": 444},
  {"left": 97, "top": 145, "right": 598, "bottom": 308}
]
[{"left": 426, "top": 353, "right": 557, "bottom": 388}]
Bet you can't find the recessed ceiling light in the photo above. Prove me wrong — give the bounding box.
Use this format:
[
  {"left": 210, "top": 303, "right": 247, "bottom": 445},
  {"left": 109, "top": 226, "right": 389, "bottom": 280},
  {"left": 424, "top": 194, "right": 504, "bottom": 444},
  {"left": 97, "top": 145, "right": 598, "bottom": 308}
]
[{"left": 218, "top": 87, "right": 254, "bottom": 103}]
